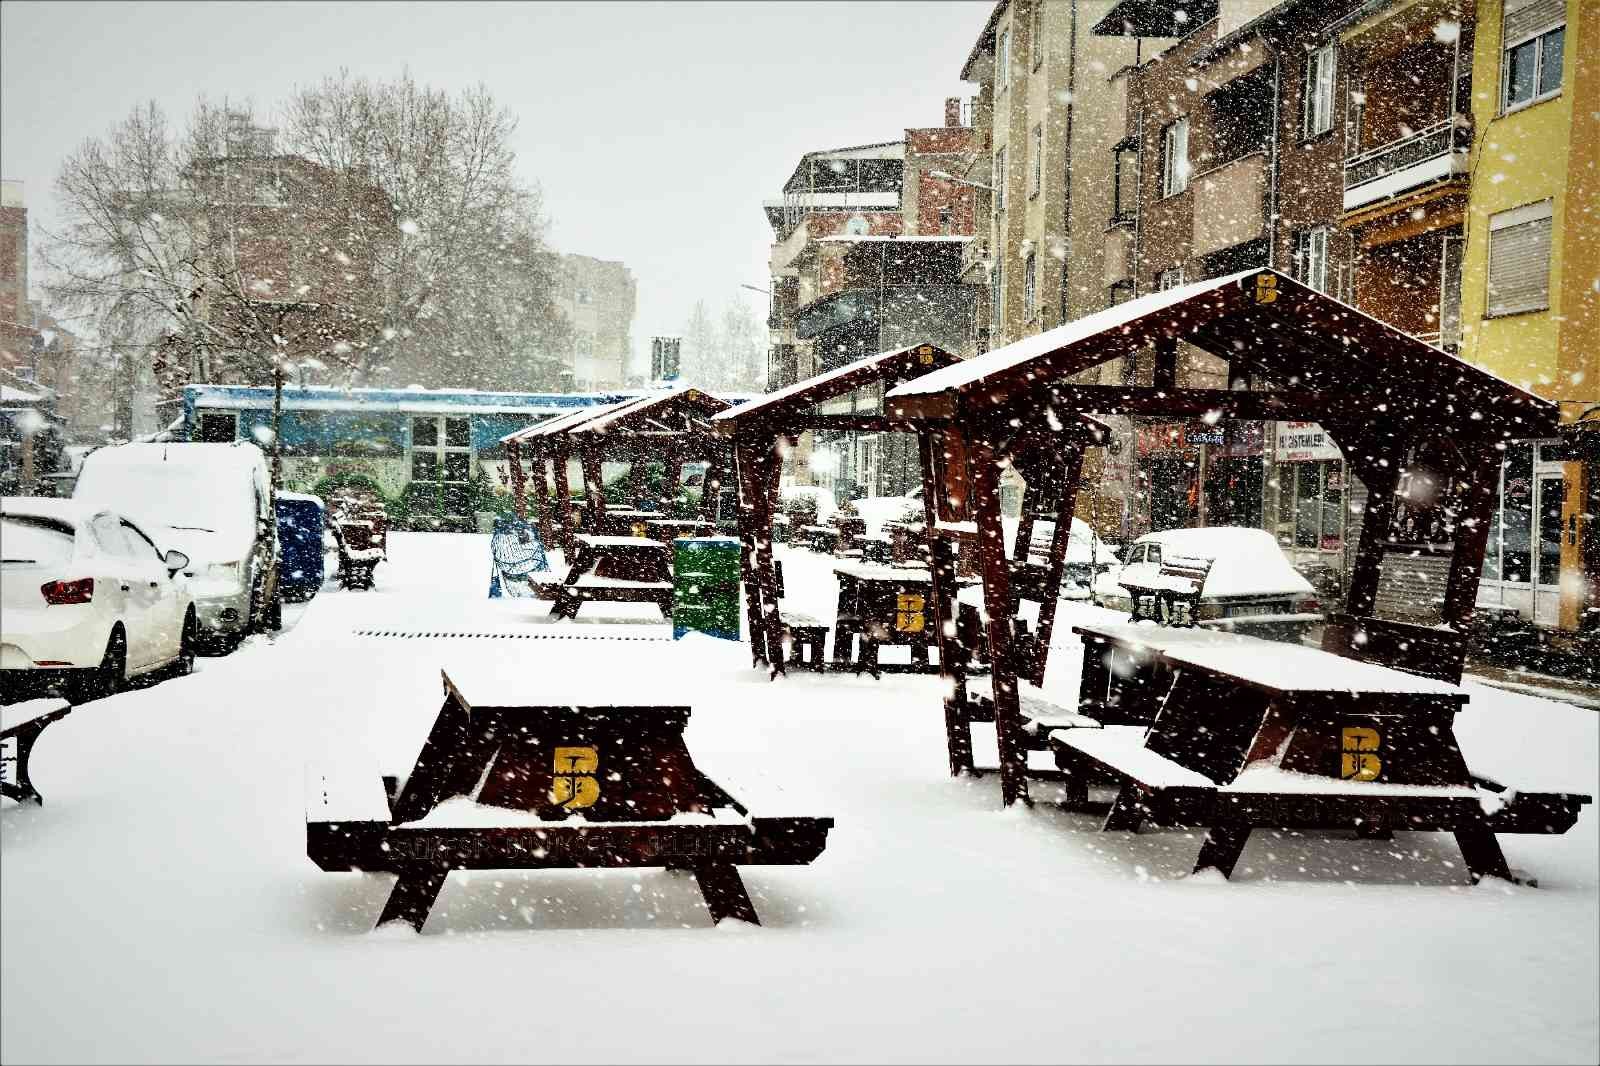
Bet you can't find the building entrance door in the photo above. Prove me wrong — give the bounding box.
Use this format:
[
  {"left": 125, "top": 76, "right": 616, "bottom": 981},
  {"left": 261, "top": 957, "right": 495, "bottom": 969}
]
[{"left": 1534, "top": 471, "right": 1566, "bottom": 626}]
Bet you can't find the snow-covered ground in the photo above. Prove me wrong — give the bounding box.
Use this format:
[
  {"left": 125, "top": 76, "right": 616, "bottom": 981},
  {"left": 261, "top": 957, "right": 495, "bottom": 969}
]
[{"left": 3, "top": 534, "right": 1596, "bottom": 1064}]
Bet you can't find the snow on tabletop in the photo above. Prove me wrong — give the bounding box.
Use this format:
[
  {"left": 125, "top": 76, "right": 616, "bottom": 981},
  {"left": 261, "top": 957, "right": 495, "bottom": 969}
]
[
  {"left": 831, "top": 560, "right": 931, "bottom": 582},
  {"left": 1221, "top": 764, "right": 1478, "bottom": 799},
  {"left": 570, "top": 575, "right": 672, "bottom": 589},
  {"left": 303, "top": 762, "right": 390, "bottom": 823},
  {"left": 1052, "top": 725, "right": 1212, "bottom": 788},
  {"left": 1, "top": 698, "right": 70, "bottom": 732},
  {"left": 396, "top": 795, "right": 744, "bottom": 830},
  {"left": 1074, "top": 623, "right": 1464, "bottom": 695},
  {"left": 437, "top": 638, "right": 742, "bottom": 709},
  {"left": 574, "top": 534, "right": 666, "bottom": 548}
]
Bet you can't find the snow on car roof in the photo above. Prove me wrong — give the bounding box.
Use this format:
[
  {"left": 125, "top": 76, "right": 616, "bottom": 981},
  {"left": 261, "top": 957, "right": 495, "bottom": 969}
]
[
  {"left": 1135, "top": 526, "right": 1312, "bottom": 599},
  {"left": 79, "top": 441, "right": 267, "bottom": 471}
]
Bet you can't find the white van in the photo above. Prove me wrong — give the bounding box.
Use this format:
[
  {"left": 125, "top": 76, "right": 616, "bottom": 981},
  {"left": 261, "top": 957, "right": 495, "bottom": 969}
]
[{"left": 74, "top": 442, "right": 281, "bottom": 643}]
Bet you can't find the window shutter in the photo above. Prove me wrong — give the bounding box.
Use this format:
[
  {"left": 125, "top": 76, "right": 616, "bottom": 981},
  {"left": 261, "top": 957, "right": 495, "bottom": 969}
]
[
  {"left": 1504, "top": 0, "right": 1564, "bottom": 43},
  {"left": 1487, "top": 215, "right": 1552, "bottom": 316}
]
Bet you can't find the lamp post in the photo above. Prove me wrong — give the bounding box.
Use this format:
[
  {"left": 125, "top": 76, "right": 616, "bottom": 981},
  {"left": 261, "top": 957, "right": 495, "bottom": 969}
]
[{"left": 928, "top": 169, "right": 994, "bottom": 191}]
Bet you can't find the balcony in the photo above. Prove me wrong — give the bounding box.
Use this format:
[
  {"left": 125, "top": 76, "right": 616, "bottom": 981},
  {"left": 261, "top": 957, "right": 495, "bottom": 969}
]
[
  {"left": 797, "top": 285, "right": 978, "bottom": 368},
  {"left": 1343, "top": 121, "right": 1469, "bottom": 212},
  {"left": 1192, "top": 152, "right": 1267, "bottom": 260}
]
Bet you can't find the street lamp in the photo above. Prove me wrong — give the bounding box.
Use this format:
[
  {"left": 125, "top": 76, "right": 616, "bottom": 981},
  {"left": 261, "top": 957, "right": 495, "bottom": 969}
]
[
  {"left": 929, "top": 169, "right": 994, "bottom": 191},
  {"left": 740, "top": 283, "right": 771, "bottom": 296}
]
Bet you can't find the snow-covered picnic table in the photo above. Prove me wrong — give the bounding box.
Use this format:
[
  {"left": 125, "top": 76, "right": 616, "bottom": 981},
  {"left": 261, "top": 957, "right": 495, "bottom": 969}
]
[
  {"left": 304, "top": 658, "right": 834, "bottom": 930},
  {"left": 1054, "top": 621, "right": 1590, "bottom": 881}
]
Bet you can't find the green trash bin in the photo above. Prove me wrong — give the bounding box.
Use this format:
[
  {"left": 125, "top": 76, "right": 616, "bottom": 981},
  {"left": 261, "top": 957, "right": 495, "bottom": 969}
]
[{"left": 673, "top": 536, "right": 742, "bottom": 641}]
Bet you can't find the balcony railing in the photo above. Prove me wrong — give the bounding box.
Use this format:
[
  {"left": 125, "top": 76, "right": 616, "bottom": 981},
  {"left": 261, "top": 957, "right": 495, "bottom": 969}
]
[
  {"left": 1344, "top": 121, "right": 1470, "bottom": 211},
  {"left": 797, "top": 285, "right": 978, "bottom": 367}
]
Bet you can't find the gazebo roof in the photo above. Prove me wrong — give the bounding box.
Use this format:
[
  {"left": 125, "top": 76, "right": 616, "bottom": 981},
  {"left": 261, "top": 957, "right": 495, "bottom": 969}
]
[
  {"left": 887, "top": 268, "right": 1558, "bottom": 441},
  {"left": 567, "top": 384, "right": 729, "bottom": 436},
  {"left": 713, "top": 343, "right": 962, "bottom": 431},
  {"left": 500, "top": 399, "right": 631, "bottom": 445}
]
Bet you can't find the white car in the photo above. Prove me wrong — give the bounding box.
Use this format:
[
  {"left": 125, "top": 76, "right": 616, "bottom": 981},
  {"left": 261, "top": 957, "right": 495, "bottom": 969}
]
[
  {"left": 73, "top": 442, "right": 281, "bottom": 643},
  {"left": 1, "top": 498, "right": 197, "bottom": 700},
  {"left": 1093, "top": 526, "right": 1319, "bottom": 627}
]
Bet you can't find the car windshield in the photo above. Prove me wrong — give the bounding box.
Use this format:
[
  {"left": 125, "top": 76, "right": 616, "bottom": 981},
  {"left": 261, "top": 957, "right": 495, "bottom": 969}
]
[
  {"left": 75, "top": 463, "right": 252, "bottom": 540},
  {"left": 1, "top": 516, "right": 76, "bottom": 567}
]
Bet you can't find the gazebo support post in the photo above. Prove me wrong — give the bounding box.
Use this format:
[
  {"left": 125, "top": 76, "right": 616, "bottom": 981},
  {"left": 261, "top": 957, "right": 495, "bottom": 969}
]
[
  {"left": 534, "top": 453, "right": 555, "bottom": 549},
  {"left": 1341, "top": 434, "right": 1406, "bottom": 618},
  {"left": 553, "top": 445, "right": 575, "bottom": 553},
  {"left": 1154, "top": 337, "right": 1178, "bottom": 394},
  {"left": 701, "top": 456, "right": 724, "bottom": 522},
  {"left": 919, "top": 428, "right": 971, "bottom": 776},
  {"left": 734, "top": 437, "right": 770, "bottom": 667},
  {"left": 1442, "top": 445, "right": 1501, "bottom": 629},
  {"left": 756, "top": 439, "right": 788, "bottom": 674},
  {"left": 1028, "top": 442, "right": 1085, "bottom": 687},
  {"left": 970, "top": 434, "right": 1028, "bottom": 806},
  {"left": 582, "top": 449, "right": 607, "bottom": 530},
  {"left": 506, "top": 438, "right": 528, "bottom": 521},
  {"left": 625, "top": 449, "right": 647, "bottom": 510}
]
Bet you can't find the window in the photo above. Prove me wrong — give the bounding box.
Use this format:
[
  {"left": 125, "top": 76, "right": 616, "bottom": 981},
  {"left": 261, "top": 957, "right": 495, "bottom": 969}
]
[
  {"left": 938, "top": 205, "right": 953, "bottom": 234},
  {"left": 994, "top": 147, "right": 1006, "bottom": 213},
  {"left": 1109, "top": 279, "right": 1135, "bottom": 307},
  {"left": 1293, "top": 227, "right": 1331, "bottom": 293},
  {"left": 196, "top": 411, "right": 238, "bottom": 443},
  {"left": 121, "top": 521, "right": 164, "bottom": 565},
  {"left": 1502, "top": 0, "right": 1565, "bottom": 110},
  {"left": 1030, "top": 125, "right": 1043, "bottom": 197},
  {"left": 90, "top": 514, "right": 131, "bottom": 556},
  {"left": 1112, "top": 145, "right": 1138, "bottom": 223},
  {"left": 411, "top": 415, "right": 474, "bottom": 518},
  {"left": 991, "top": 258, "right": 1004, "bottom": 335},
  {"left": 1274, "top": 460, "right": 1344, "bottom": 550},
  {"left": 1031, "top": 1, "right": 1044, "bottom": 70},
  {"left": 1161, "top": 118, "right": 1189, "bottom": 197},
  {"left": 1157, "top": 266, "right": 1184, "bottom": 291},
  {"left": 1145, "top": 544, "right": 1162, "bottom": 566},
  {"left": 1023, "top": 252, "right": 1037, "bottom": 319},
  {"left": 997, "top": 29, "right": 1011, "bottom": 88},
  {"left": 1303, "top": 43, "right": 1336, "bottom": 138},
  {"left": 1487, "top": 200, "right": 1553, "bottom": 316}
]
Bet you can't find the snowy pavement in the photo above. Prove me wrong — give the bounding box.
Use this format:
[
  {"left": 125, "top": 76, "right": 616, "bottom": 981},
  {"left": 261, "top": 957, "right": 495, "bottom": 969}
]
[{"left": 2, "top": 534, "right": 1596, "bottom": 1064}]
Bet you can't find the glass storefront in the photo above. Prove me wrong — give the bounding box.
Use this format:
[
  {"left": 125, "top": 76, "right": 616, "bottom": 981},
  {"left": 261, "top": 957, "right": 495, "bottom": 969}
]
[{"left": 1478, "top": 440, "right": 1566, "bottom": 625}]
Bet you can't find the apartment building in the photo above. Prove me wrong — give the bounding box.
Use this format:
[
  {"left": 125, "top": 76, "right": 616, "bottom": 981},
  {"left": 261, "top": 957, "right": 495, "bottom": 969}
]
[
  {"left": 553, "top": 252, "right": 637, "bottom": 391},
  {"left": 1098, "top": 0, "right": 1596, "bottom": 634},
  {"left": 762, "top": 101, "right": 979, "bottom": 497},
  {"left": 0, "top": 180, "right": 38, "bottom": 373},
  {"left": 1457, "top": 0, "right": 1598, "bottom": 633}
]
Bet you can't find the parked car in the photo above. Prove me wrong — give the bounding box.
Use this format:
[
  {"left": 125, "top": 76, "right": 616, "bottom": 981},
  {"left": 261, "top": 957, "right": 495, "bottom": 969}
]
[
  {"left": 274, "top": 491, "right": 326, "bottom": 602},
  {"left": 1, "top": 497, "right": 196, "bottom": 700},
  {"left": 73, "top": 442, "right": 281, "bottom": 644},
  {"left": 1092, "top": 526, "right": 1320, "bottom": 631}
]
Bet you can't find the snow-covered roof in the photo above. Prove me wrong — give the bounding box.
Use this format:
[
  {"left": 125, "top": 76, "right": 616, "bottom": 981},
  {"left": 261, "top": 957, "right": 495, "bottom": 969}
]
[
  {"left": 77, "top": 441, "right": 266, "bottom": 473},
  {"left": 715, "top": 343, "right": 956, "bottom": 425},
  {"left": 500, "top": 399, "right": 632, "bottom": 444},
  {"left": 885, "top": 268, "right": 1557, "bottom": 435},
  {"left": 815, "top": 234, "right": 974, "bottom": 244},
  {"left": 568, "top": 384, "right": 729, "bottom": 434},
  {"left": 186, "top": 384, "right": 633, "bottom": 417},
  {"left": 1, "top": 384, "right": 45, "bottom": 403}
]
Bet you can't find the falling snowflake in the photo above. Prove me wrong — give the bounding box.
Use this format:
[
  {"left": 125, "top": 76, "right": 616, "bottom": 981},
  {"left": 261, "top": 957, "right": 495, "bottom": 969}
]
[{"left": 399, "top": 219, "right": 420, "bottom": 236}]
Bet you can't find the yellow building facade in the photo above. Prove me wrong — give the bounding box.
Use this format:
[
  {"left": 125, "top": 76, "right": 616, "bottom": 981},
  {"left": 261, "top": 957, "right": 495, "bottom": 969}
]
[{"left": 1459, "top": 0, "right": 1598, "bottom": 632}]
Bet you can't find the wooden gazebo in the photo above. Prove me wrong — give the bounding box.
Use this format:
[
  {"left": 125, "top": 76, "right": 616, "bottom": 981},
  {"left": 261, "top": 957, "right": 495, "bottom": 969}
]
[
  {"left": 885, "top": 268, "right": 1560, "bottom": 806},
  {"left": 503, "top": 385, "right": 733, "bottom": 552},
  {"left": 712, "top": 343, "right": 961, "bottom": 672}
]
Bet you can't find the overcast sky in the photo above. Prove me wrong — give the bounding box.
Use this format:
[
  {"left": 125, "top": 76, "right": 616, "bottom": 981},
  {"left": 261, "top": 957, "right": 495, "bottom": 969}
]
[{"left": 1, "top": 0, "right": 986, "bottom": 374}]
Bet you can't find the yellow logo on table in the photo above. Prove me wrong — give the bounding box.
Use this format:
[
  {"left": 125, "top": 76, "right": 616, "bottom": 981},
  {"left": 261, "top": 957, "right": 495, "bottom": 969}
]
[
  {"left": 895, "top": 593, "right": 926, "bottom": 634},
  {"left": 1254, "top": 273, "right": 1278, "bottom": 304},
  {"left": 1340, "top": 727, "right": 1381, "bottom": 782},
  {"left": 552, "top": 746, "right": 600, "bottom": 809}
]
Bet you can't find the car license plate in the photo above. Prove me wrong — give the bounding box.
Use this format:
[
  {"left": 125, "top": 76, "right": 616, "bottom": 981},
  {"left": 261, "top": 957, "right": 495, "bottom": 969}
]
[{"left": 1225, "top": 603, "right": 1278, "bottom": 618}]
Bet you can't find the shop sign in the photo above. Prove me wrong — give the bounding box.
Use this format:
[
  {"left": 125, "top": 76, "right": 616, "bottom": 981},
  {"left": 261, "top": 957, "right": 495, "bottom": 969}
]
[
  {"left": 1136, "top": 423, "right": 1189, "bottom": 457},
  {"left": 1275, "top": 421, "right": 1342, "bottom": 462}
]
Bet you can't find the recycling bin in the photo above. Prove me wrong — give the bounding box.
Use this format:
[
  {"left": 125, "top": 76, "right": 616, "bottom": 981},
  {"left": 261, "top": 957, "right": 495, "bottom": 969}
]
[{"left": 673, "top": 536, "right": 742, "bottom": 641}]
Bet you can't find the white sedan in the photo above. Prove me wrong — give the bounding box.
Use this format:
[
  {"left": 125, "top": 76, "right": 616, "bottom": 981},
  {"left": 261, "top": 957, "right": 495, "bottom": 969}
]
[{"left": 1, "top": 498, "right": 197, "bottom": 700}]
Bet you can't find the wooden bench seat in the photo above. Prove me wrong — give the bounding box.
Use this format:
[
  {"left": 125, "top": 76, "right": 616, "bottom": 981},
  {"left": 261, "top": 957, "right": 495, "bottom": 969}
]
[
  {"left": 2, "top": 698, "right": 72, "bottom": 806},
  {"left": 778, "top": 611, "right": 827, "bottom": 671}
]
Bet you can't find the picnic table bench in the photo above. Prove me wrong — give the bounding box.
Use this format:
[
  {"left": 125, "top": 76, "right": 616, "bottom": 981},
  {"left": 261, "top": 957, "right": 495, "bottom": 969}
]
[
  {"left": 305, "top": 662, "right": 833, "bottom": 930},
  {"left": 1049, "top": 623, "right": 1591, "bottom": 881},
  {"left": 2, "top": 698, "right": 72, "bottom": 806},
  {"left": 831, "top": 561, "right": 946, "bottom": 677},
  {"left": 333, "top": 517, "right": 383, "bottom": 590},
  {"left": 530, "top": 534, "right": 675, "bottom": 621}
]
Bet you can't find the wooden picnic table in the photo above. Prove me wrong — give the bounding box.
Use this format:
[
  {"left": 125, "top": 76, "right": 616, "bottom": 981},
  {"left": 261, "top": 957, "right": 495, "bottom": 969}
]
[
  {"left": 2, "top": 698, "right": 72, "bottom": 806},
  {"left": 643, "top": 518, "right": 717, "bottom": 543},
  {"left": 1051, "top": 623, "right": 1590, "bottom": 881},
  {"left": 305, "top": 660, "right": 834, "bottom": 930},
  {"left": 536, "top": 534, "right": 674, "bottom": 621},
  {"left": 830, "top": 561, "right": 955, "bottom": 676}
]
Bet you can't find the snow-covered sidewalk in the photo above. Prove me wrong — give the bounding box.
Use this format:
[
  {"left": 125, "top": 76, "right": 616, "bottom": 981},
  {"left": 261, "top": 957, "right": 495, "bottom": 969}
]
[{"left": 2, "top": 534, "right": 1595, "bottom": 1064}]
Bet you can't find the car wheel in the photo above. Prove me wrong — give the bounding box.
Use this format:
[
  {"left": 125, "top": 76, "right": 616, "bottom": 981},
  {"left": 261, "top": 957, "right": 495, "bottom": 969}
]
[
  {"left": 84, "top": 626, "right": 127, "bottom": 701},
  {"left": 174, "top": 609, "right": 198, "bottom": 676}
]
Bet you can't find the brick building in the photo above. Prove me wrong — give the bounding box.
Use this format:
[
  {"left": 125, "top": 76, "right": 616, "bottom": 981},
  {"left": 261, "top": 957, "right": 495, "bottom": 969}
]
[
  {"left": 762, "top": 100, "right": 980, "bottom": 497},
  {"left": 0, "top": 180, "right": 40, "bottom": 374}
]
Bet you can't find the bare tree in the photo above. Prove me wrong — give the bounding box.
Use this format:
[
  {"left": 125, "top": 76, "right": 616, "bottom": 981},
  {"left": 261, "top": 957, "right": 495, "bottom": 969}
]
[{"left": 280, "top": 70, "right": 571, "bottom": 389}]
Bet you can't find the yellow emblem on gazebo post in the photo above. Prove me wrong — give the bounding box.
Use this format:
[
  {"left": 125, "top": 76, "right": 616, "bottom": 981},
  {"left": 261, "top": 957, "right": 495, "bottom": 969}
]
[{"left": 895, "top": 593, "right": 926, "bottom": 633}]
